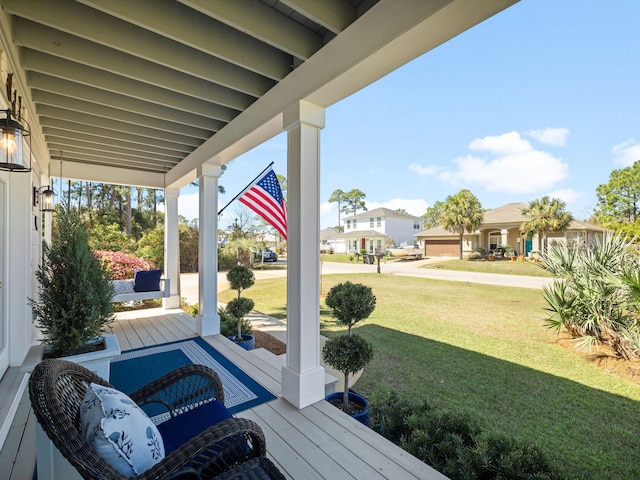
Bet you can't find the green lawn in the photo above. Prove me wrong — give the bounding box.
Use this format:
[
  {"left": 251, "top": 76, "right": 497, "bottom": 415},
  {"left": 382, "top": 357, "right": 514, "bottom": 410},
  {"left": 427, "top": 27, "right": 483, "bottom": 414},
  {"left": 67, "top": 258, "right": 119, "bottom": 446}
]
[
  {"left": 220, "top": 274, "right": 640, "bottom": 479},
  {"left": 320, "top": 253, "right": 362, "bottom": 264},
  {"left": 424, "top": 257, "right": 554, "bottom": 277}
]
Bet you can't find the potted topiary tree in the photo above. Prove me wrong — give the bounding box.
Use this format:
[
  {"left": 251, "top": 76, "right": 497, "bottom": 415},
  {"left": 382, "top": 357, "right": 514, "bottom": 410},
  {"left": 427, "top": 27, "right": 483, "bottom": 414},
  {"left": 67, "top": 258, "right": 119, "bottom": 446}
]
[
  {"left": 29, "top": 204, "right": 119, "bottom": 380},
  {"left": 224, "top": 265, "right": 255, "bottom": 350},
  {"left": 322, "top": 281, "right": 376, "bottom": 425}
]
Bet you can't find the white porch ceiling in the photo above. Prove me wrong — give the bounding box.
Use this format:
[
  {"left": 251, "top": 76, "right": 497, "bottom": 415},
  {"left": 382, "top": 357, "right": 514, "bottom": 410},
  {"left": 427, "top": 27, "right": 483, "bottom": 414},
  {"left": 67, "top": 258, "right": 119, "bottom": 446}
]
[{"left": 0, "top": 0, "right": 518, "bottom": 188}]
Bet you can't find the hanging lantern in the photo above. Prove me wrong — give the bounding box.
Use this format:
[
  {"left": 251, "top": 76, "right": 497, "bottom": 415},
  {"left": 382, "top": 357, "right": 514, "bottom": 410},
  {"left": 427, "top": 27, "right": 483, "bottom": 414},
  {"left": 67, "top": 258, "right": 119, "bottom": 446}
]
[{"left": 0, "top": 109, "right": 31, "bottom": 172}]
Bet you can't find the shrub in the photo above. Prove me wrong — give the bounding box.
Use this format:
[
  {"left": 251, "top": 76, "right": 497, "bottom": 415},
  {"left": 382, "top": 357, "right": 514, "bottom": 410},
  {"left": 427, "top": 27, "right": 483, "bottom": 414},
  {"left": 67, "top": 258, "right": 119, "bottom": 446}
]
[
  {"left": 88, "top": 223, "right": 133, "bottom": 252},
  {"left": 179, "top": 297, "right": 201, "bottom": 318},
  {"left": 137, "top": 227, "right": 164, "bottom": 269},
  {"left": 95, "top": 250, "right": 151, "bottom": 279},
  {"left": 370, "top": 392, "right": 565, "bottom": 480},
  {"left": 30, "top": 206, "right": 115, "bottom": 357},
  {"left": 219, "top": 307, "right": 251, "bottom": 337},
  {"left": 218, "top": 248, "right": 238, "bottom": 270},
  {"left": 540, "top": 231, "right": 640, "bottom": 359},
  {"left": 180, "top": 223, "right": 199, "bottom": 272}
]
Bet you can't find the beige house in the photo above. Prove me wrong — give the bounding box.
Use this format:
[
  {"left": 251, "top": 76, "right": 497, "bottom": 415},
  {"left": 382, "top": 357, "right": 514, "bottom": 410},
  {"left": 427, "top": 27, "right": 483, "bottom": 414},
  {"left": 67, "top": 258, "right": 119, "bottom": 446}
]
[{"left": 415, "top": 202, "right": 605, "bottom": 258}]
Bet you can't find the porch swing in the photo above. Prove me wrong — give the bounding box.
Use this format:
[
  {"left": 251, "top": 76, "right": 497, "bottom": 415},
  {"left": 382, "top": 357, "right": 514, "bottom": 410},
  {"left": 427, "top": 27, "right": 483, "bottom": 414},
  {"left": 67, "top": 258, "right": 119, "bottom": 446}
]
[{"left": 112, "top": 270, "right": 171, "bottom": 303}]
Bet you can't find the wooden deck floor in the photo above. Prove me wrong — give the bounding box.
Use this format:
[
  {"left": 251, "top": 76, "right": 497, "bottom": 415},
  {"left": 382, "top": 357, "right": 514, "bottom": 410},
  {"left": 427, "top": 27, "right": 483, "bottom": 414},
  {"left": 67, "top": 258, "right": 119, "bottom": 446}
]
[{"left": 1, "top": 308, "right": 447, "bottom": 480}]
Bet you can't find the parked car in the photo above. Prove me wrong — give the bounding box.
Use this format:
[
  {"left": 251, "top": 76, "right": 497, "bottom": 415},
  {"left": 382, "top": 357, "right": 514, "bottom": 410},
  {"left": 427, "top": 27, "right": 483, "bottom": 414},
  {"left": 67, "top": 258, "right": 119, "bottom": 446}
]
[{"left": 256, "top": 248, "right": 278, "bottom": 262}]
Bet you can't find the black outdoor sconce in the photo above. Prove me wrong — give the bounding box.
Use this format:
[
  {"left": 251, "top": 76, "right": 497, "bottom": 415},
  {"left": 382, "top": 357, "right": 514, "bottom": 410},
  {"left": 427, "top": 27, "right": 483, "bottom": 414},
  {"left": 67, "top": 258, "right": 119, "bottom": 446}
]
[
  {"left": 33, "top": 185, "right": 55, "bottom": 212},
  {"left": 0, "top": 109, "right": 31, "bottom": 172}
]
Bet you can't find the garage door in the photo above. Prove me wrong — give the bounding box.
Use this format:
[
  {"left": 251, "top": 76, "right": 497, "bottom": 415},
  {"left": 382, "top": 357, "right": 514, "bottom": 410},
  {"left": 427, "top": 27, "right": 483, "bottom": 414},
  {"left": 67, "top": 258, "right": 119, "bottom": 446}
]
[{"left": 425, "top": 239, "right": 458, "bottom": 257}]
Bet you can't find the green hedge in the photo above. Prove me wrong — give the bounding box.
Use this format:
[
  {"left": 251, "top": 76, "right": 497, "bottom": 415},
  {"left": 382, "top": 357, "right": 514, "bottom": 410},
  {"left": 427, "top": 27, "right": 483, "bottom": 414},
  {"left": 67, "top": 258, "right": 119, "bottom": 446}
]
[{"left": 370, "top": 392, "right": 570, "bottom": 480}]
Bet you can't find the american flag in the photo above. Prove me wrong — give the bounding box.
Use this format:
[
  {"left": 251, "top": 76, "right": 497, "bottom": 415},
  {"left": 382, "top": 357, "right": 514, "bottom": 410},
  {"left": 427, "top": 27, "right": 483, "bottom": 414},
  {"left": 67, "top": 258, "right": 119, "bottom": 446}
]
[{"left": 238, "top": 167, "right": 287, "bottom": 239}]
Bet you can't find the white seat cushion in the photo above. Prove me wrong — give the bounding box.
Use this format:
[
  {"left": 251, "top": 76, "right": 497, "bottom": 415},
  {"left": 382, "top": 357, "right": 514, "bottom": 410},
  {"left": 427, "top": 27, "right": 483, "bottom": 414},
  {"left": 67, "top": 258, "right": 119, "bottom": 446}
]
[
  {"left": 80, "top": 383, "right": 165, "bottom": 476},
  {"left": 112, "top": 279, "right": 135, "bottom": 295}
]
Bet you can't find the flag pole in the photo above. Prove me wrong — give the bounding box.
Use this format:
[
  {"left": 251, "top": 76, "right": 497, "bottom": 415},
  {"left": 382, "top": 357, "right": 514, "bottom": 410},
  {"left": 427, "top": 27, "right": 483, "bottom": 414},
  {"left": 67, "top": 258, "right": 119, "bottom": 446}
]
[{"left": 217, "top": 161, "right": 275, "bottom": 216}]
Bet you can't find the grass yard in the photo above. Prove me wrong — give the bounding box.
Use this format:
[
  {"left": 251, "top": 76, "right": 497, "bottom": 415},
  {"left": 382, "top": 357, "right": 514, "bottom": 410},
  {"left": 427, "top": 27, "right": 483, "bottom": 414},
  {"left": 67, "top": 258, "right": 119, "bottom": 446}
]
[
  {"left": 424, "top": 257, "right": 554, "bottom": 277},
  {"left": 320, "top": 253, "right": 364, "bottom": 264},
  {"left": 220, "top": 274, "right": 640, "bottom": 479}
]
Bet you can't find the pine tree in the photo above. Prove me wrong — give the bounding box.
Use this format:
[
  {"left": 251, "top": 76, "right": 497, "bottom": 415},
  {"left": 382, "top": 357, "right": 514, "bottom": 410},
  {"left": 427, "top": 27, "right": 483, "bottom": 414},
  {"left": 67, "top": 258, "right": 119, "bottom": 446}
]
[{"left": 30, "top": 204, "right": 115, "bottom": 357}]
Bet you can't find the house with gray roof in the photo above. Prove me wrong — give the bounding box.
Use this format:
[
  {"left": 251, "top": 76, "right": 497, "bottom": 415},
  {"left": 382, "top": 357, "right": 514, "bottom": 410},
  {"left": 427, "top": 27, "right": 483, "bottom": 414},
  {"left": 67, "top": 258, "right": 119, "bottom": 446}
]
[
  {"left": 415, "top": 202, "right": 604, "bottom": 258},
  {"left": 326, "top": 208, "right": 421, "bottom": 254}
]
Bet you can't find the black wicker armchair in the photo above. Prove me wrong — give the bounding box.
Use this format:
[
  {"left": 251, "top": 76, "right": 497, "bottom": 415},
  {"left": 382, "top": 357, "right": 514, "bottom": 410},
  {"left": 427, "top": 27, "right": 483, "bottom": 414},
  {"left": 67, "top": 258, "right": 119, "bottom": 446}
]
[{"left": 29, "top": 358, "right": 284, "bottom": 480}]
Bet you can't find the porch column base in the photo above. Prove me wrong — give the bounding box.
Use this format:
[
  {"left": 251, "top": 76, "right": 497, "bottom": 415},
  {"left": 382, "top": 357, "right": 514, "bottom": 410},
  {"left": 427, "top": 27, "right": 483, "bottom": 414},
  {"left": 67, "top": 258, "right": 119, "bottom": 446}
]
[
  {"left": 281, "top": 365, "right": 325, "bottom": 409},
  {"left": 163, "top": 294, "right": 180, "bottom": 310},
  {"left": 196, "top": 312, "right": 220, "bottom": 337}
]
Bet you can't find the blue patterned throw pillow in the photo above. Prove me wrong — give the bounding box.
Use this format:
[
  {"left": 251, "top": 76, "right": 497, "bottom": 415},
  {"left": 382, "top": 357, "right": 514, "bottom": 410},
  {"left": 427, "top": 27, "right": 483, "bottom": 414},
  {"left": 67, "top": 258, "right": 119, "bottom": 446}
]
[{"left": 81, "top": 383, "right": 165, "bottom": 476}]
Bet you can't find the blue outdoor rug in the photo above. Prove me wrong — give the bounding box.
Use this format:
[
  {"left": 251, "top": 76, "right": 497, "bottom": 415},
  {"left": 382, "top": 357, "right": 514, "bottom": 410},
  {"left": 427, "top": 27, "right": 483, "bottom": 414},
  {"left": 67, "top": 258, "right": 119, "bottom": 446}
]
[{"left": 110, "top": 337, "right": 275, "bottom": 416}]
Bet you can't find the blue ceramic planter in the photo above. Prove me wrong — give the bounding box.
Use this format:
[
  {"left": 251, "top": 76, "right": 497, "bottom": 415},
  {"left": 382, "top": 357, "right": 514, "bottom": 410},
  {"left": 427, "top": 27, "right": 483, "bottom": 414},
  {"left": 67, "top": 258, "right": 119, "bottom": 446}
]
[
  {"left": 229, "top": 334, "right": 255, "bottom": 351},
  {"left": 326, "top": 391, "right": 370, "bottom": 426}
]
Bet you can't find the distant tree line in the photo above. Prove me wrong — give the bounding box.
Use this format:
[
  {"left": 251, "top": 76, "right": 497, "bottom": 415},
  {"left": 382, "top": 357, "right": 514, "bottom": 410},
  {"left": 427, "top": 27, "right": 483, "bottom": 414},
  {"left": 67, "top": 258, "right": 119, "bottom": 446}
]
[
  {"left": 594, "top": 160, "right": 640, "bottom": 237},
  {"left": 54, "top": 169, "right": 287, "bottom": 274}
]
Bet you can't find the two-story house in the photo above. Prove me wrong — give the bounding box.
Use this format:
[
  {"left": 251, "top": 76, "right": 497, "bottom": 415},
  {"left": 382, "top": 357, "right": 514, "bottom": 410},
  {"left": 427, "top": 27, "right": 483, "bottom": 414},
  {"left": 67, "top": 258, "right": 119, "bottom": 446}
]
[{"left": 325, "top": 208, "right": 421, "bottom": 254}]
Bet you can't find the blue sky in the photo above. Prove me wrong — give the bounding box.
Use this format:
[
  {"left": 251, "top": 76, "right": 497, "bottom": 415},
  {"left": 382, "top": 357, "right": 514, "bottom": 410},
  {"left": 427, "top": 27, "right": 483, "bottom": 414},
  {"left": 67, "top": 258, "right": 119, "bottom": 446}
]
[{"left": 179, "top": 1, "right": 640, "bottom": 230}]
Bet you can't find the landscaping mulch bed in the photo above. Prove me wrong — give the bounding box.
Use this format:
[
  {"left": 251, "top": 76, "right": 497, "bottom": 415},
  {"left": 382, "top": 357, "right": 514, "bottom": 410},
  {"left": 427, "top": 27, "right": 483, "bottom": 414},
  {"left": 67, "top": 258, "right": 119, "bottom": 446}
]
[
  {"left": 253, "top": 329, "right": 286, "bottom": 355},
  {"left": 554, "top": 333, "right": 640, "bottom": 385}
]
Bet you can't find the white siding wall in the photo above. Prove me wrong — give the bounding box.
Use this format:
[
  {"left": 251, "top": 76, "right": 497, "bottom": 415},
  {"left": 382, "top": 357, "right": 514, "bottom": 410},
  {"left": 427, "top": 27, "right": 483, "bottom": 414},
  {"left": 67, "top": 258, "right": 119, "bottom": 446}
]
[
  {"left": 341, "top": 213, "right": 420, "bottom": 252},
  {"left": 384, "top": 217, "right": 419, "bottom": 246}
]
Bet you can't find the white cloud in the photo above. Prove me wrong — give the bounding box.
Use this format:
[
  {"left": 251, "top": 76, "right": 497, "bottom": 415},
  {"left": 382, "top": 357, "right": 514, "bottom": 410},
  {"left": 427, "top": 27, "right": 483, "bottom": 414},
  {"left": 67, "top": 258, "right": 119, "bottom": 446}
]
[
  {"left": 613, "top": 139, "right": 640, "bottom": 166},
  {"left": 526, "top": 128, "right": 570, "bottom": 146},
  {"left": 469, "top": 131, "right": 531, "bottom": 155},
  {"left": 545, "top": 188, "right": 581, "bottom": 204},
  {"left": 366, "top": 198, "right": 427, "bottom": 217},
  {"left": 408, "top": 163, "right": 441, "bottom": 176},
  {"left": 438, "top": 131, "right": 570, "bottom": 195}
]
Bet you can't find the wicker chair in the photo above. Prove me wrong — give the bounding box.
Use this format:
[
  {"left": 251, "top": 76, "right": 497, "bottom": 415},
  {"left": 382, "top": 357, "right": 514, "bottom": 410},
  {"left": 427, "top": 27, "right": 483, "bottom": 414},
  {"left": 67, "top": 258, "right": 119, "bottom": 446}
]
[{"left": 29, "top": 358, "right": 284, "bottom": 480}]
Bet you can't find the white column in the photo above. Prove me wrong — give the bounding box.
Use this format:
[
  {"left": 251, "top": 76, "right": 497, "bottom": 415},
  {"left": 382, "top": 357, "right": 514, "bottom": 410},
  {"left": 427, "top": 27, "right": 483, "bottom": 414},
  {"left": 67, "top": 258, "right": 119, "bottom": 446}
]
[
  {"left": 196, "top": 164, "right": 221, "bottom": 336},
  {"left": 163, "top": 188, "right": 180, "bottom": 309},
  {"left": 501, "top": 229, "right": 508, "bottom": 248},
  {"left": 8, "top": 172, "right": 32, "bottom": 365},
  {"left": 281, "top": 101, "right": 326, "bottom": 409}
]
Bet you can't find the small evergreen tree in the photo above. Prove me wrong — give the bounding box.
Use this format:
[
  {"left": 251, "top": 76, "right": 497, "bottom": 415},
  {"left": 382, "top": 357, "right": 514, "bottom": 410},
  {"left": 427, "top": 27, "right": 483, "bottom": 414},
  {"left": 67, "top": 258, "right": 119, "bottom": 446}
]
[
  {"left": 30, "top": 205, "right": 115, "bottom": 357},
  {"left": 225, "top": 265, "right": 255, "bottom": 340},
  {"left": 322, "top": 281, "right": 376, "bottom": 412},
  {"left": 324, "top": 281, "right": 376, "bottom": 336}
]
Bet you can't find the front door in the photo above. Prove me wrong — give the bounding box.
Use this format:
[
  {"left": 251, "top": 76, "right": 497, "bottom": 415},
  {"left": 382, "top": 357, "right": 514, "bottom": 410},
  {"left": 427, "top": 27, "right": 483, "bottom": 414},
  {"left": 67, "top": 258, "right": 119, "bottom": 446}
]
[
  {"left": 0, "top": 180, "right": 7, "bottom": 379},
  {"left": 360, "top": 238, "right": 365, "bottom": 251}
]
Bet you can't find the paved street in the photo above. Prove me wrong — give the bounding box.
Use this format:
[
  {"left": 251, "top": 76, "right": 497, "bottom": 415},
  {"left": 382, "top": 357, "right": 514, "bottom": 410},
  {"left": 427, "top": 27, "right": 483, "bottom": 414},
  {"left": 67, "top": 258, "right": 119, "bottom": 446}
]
[
  {"left": 321, "top": 259, "right": 554, "bottom": 289},
  {"left": 179, "top": 258, "right": 553, "bottom": 305}
]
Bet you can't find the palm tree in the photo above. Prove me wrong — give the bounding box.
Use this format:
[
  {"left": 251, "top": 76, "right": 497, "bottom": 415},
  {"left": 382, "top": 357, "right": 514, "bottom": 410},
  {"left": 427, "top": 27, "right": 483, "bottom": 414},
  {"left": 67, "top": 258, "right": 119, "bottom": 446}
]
[
  {"left": 521, "top": 196, "right": 573, "bottom": 252},
  {"left": 441, "top": 190, "right": 483, "bottom": 259}
]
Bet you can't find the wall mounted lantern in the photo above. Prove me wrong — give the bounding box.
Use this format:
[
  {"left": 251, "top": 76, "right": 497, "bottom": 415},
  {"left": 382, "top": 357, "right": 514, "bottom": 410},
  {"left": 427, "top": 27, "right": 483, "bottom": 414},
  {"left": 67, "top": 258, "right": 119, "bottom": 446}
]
[
  {"left": 33, "top": 185, "right": 55, "bottom": 212},
  {"left": 0, "top": 109, "right": 31, "bottom": 172}
]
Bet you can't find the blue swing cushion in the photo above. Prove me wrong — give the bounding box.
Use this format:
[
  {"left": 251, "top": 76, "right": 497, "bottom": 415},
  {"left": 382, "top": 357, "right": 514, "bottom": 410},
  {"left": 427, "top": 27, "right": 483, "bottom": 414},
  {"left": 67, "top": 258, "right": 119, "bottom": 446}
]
[{"left": 133, "top": 270, "right": 162, "bottom": 292}]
